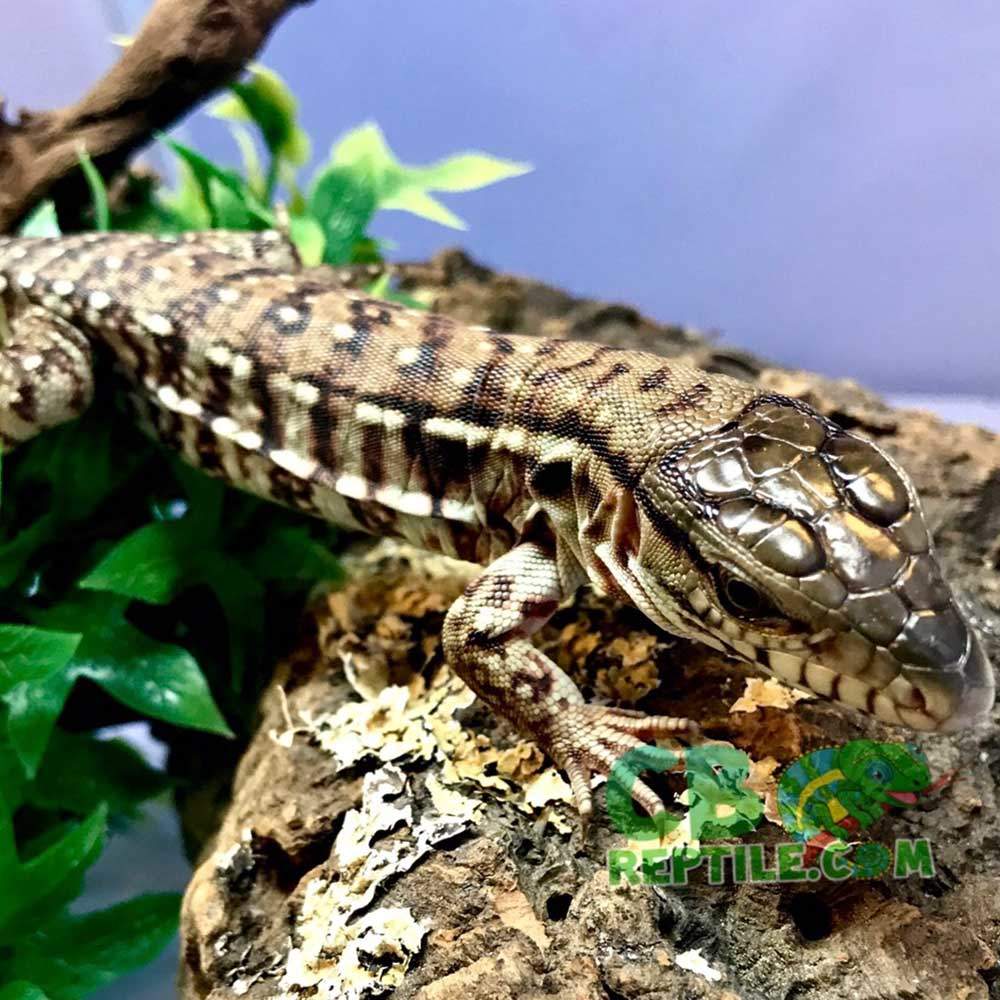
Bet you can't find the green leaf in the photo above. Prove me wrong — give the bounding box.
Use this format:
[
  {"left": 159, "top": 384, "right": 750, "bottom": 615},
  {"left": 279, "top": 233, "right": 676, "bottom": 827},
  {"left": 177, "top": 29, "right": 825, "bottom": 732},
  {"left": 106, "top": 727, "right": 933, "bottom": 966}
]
[
  {"left": 0, "top": 778, "right": 18, "bottom": 873},
  {"left": 29, "top": 730, "right": 169, "bottom": 819},
  {"left": 364, "top": 273, "right": 426, "bottom": 310},
  {"left": 80, "top": 520, "right": 197, "bottom": 605},
  {"left": 288, "top": 213, "right": 326, "bottom": 266},
  {"left": 76, "top": 148, "right": 110, "bottom": 231},
  {"left": 212, "top": 65, "right": 311, "bottom": 167},
  {"left": 0, "top": 805, "right": 106, "bottom": 938},
  {"left": 7, "top": 408, "right": 121, "bottom": 524},
  {"left": 324, "top": 122, "right": 530, "bottom": 235},
  {"left": 0, "top": 626, "right": 81, "bottom": 694},
  {"left": 2, "top": 893, "right": 179, "bottom": 1000},
  {"left": 0, "top": 412, "right": 137, "bottom": 590},
  {"left": 0, "top": 516, "right": 58, "bottom": 590},
  {"left": 17, "top": 202, "right": 61, "bottom": 238},
  {"left": 408, "top": 152, "right": 532, "bottom": 192},
  {"left": 160, "top": 158, "right": 212, "bottom": 230},
  {"left": 105, "top": 170, "right": 172, "bottom": 234},
  {"left": 206, "top": 180, "right": 253, "bottom": 230},
  {"left": 79, "top": 459, "right": 227, "bottom": 605},
  {"left": 308, "top": 164, "right": 377, "bottom": 265},
  {"left": 366, "top": 273, "right": 392, "bottom": 299},
  {"left": 228, "top": 124, "right": 267, "bottom": 199},
  {"left": 206, "top": 562, "right": 265, "bottom": 691},
  {"left": 169, "top": 459, "right": 226, "bottom": 532},
  {"left": 2, "top": 668, "right": 75, "bottom": 777},
  {"left": 162, "top": 138, "right": 275, "bottom": 230},
  {"left": 0, "top": 982, "right": 50, "bottom": 1000},
  {"left": 0, "top": 729, "right": 28, "bottom": 816},
  {"left": 285, "top": 170, "right": 309, "bottom": 215},
  {"left": 4, "top": 594, "right": 231, "bottom": 774},
  {"left": 330, "top": 122, "right": 396, "bottom": 173},
  {"left": 309, "top": 122, "right": 528, "bottom": 262},
  {"left": 350, "top": 236, "right": 388, "bottom": 265},
  {"left": 244, "top": 524, "right": 342, "bottom": 583},
  {"left": 62, "top": 598, "right": 232, "bottom": 737},
  {"left": 378, "top": 187, "right": 466, "bottom": 230}
]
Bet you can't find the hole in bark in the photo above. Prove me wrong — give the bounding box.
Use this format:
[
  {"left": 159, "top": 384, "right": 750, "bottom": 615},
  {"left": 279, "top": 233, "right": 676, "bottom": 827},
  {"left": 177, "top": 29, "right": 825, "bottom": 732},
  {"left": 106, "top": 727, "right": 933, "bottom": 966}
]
[
  {"left": 787, "top": 892, "right": 833, "bottom": 940},
  {"left": 656, "top": 894, "right": 686, "bottom": 937},
  {"left": 545, "top": 892, "right": 573, "bottom": 921},
  {"left": 979, "top": 964, "right": 1000, "bottom": 989}
]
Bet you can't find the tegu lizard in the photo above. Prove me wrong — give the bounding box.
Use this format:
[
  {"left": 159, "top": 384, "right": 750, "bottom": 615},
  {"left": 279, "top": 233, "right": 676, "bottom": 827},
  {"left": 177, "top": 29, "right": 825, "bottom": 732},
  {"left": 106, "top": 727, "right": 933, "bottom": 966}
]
[{"left": 0, "top": 231, "right": 994, "bottom": 824}]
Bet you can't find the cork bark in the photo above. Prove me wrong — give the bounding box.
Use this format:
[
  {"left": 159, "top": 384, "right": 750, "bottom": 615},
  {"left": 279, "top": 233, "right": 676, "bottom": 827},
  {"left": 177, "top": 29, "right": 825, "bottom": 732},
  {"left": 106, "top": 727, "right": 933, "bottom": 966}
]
[{"left": 179, "top": 251, "right": 1000, "bottom": 1000}]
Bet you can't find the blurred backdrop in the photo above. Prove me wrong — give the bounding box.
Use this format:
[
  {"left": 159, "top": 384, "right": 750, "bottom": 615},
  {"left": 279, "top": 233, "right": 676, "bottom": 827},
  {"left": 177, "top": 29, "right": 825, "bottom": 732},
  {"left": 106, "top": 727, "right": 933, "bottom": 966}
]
[{"left": 5, "top": 0, "right": 998, "bottom": 398}]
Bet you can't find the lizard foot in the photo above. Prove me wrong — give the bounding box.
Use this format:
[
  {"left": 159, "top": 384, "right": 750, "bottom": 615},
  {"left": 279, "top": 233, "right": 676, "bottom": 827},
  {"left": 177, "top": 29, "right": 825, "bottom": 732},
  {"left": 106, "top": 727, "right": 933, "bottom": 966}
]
[{"left": 545, "top": 705, "right": 698, "bottom": 830}]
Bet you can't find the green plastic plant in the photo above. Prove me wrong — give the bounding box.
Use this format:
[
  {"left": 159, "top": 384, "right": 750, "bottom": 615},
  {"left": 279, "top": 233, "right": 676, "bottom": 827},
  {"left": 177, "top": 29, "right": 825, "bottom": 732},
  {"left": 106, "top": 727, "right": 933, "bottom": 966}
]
[
  {"left": 109, "top": 64, "right": 530, "bottom": 272},
  {"left": 1, "top": 63, "right": 529, "bottom": 997}
]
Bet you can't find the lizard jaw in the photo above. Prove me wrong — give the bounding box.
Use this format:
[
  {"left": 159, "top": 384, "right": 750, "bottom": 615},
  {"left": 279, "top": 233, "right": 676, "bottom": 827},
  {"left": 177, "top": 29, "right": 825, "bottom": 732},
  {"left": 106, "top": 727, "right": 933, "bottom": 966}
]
[{"left": 762, "top": 628, "right": 994, "bottom": 732}]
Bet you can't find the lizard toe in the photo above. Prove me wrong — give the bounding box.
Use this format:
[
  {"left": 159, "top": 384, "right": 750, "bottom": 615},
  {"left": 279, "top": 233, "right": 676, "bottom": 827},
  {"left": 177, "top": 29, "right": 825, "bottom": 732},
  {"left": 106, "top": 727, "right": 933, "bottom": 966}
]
[{"left": 543, "top": 704, "right": 695, "bottom": 824}]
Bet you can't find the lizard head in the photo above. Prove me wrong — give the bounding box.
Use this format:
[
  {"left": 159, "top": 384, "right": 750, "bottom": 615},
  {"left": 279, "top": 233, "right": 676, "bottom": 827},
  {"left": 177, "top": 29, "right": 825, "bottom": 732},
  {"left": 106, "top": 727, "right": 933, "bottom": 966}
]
[
  {"left": 836, "top": 740, "right": 932, "bottom": 805},
  {"left": 591, "top": 395, "right": 994, "bottom": 733}
]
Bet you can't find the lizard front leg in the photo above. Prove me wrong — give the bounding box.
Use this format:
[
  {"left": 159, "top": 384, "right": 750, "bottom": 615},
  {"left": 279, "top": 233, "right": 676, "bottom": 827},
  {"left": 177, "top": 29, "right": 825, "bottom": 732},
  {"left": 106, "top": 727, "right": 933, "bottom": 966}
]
[
  {"left": 0, "top": 304, "right": 93, "bottom": 451},
  {"left": 443, "top": 534, "right": 696, "bottom": 826}
]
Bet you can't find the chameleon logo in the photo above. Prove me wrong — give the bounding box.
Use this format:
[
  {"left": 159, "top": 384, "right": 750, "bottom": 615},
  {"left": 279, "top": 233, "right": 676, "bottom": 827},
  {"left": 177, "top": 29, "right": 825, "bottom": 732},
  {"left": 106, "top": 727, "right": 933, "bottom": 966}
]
[
  {"left": 607, "top": 743, "right": 763, "bottom": 842},
  {"left": 776, "top": 739, "right": 941, "bottom": 874}
]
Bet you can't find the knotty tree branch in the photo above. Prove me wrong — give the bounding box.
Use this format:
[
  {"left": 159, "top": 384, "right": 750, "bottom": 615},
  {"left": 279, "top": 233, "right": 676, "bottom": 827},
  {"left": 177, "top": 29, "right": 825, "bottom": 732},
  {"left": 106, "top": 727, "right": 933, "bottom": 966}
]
[{"left": 0, "top": 0, "right": 312, "bottom": 232}]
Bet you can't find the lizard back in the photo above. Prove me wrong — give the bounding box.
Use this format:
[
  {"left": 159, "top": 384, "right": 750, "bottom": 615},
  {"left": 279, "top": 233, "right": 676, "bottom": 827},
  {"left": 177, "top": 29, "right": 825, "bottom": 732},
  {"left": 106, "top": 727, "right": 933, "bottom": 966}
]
[{"left": 0, "top": 232, "right": 760, "bottom": 567}]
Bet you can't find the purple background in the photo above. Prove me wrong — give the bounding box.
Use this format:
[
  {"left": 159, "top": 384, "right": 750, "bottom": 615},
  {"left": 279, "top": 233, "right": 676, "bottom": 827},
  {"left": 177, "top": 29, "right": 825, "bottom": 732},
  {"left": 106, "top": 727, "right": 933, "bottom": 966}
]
[{"left": 6, "top": 2, "right": 999, "bottom": 395}]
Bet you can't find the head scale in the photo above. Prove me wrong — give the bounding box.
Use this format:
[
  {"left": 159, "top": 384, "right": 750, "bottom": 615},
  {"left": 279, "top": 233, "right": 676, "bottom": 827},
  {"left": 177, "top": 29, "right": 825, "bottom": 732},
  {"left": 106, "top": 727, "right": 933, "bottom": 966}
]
[{"left": 596, "top": 394, "right": 995, "bottom": 733}]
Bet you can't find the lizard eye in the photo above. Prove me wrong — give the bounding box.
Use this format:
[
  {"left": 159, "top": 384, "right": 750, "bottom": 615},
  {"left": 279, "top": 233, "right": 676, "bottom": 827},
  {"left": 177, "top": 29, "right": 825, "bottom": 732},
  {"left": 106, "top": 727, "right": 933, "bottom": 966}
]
[
  {"left": 866, "top": 762, "right": 892, "bottom": 783},
  {"left": 714, "top": 569, "right": 781, "bottom": 621}
]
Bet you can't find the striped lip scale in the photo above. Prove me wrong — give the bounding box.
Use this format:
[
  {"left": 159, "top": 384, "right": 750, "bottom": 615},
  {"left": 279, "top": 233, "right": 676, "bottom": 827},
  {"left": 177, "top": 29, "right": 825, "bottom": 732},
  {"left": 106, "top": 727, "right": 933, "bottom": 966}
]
[{"left": 1, "top": 230, "right": 992, "bottom": 824}]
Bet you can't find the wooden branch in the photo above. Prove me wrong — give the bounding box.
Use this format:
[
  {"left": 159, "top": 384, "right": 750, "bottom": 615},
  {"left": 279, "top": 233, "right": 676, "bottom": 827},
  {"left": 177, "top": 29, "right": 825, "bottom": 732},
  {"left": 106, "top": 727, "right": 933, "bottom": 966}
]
[{"left": 0, "top": 0, "right": 312, "bottom": 232}]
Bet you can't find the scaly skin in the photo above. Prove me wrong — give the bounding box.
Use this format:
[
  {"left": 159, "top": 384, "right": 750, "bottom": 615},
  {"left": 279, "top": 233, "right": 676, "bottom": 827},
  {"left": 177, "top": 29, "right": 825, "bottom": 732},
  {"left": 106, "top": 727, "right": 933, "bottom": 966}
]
[{"left": 1, "top": 231, "right": 994, "bottom": 824}]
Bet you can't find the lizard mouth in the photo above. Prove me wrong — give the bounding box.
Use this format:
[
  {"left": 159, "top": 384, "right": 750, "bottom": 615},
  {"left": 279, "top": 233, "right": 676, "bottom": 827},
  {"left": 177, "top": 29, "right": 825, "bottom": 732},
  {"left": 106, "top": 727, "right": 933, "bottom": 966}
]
[{"left": 886, "top": 790, "right": 920, "bottom": 805}]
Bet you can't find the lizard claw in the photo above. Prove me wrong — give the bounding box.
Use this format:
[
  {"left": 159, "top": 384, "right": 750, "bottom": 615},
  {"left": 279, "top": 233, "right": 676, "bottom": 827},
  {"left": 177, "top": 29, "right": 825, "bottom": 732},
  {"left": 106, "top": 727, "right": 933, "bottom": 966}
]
[{"left": 545, "top": 705, "right": 697, "bottom": 825}]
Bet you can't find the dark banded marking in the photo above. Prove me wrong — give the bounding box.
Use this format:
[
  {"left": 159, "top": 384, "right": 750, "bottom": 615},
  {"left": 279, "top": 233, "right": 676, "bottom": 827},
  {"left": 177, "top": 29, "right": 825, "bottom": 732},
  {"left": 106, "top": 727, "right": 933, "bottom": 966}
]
[
  {"left": 530, "top": 459, "right": 574, "bottom": 502},
  {"left": 640, "top": 366, "right": 674, "bottom": 392},
  {"left": 588, "top": 361, "right": 630, "bottom": 394},
  {"left": 655, "top": 381, "right": 711, "bottom": 417},
  {"left": 359, "top": 421, "right": 387, "bottom": 492}
]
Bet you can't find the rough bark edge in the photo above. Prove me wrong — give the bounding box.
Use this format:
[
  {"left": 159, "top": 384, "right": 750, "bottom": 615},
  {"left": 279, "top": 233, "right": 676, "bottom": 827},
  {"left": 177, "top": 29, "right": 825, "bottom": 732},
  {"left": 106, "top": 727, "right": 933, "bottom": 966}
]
[{"left": 0, "top": 0, "right": 312, "bottom": 231}]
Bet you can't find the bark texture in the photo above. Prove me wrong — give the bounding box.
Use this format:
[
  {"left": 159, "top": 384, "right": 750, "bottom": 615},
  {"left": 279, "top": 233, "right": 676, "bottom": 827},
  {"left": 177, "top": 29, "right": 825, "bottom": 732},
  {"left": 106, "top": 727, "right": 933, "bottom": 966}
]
[
  {"left": 0, "top": 0, "right": 310, "bottom": 232},
  {"left": 179, "top": 251, "right": 1000, "bottom": 1000}
]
